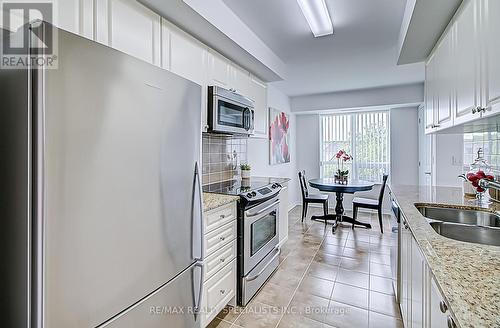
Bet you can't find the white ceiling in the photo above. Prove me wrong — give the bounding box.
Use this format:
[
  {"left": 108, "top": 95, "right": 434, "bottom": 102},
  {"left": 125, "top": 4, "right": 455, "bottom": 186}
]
[{"left": 222, "top": 0, "right": 424, "bottom": 96}]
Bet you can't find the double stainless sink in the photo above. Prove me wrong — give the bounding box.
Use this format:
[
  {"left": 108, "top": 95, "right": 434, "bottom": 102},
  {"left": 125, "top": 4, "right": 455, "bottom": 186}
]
[{"left": 416, "top": 206, "right": 500, "bottom": 246}]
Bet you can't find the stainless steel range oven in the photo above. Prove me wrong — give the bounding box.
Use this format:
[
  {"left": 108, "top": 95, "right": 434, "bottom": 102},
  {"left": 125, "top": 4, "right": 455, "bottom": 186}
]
[
  {"left": 240, "top": 194, "right": 280, "bottom": 305},
  {"left": 202, "top": 178, "right": 282, "bottom": 306}
]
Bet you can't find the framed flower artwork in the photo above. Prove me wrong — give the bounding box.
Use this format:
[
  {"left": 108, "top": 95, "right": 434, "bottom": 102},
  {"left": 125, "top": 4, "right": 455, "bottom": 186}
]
[{"left": 269, "top": 108, "right": 291, "bottom": 165}]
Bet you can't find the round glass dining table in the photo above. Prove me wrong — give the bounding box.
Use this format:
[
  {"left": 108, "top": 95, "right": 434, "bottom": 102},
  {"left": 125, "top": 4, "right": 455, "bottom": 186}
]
[{"left": 308, "top": 178, "right": 375, "bottom": 232}]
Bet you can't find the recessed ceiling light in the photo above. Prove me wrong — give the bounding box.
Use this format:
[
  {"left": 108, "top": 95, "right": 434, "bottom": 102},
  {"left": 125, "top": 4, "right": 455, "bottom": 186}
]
[{"left": 296, "top": 0, "right": 333, "bottom": 37}]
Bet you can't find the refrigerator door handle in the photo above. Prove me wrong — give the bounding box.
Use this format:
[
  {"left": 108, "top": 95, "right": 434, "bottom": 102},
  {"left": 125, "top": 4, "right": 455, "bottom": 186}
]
[
  {"left": 193, "top": 261, "right": 204, "bottom": 321},
  {"left": 192, "top": 162, "right": 204, "bottom": 262}
]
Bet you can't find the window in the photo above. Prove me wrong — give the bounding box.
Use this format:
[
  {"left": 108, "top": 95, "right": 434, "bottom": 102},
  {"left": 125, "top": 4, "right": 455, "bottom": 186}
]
[{"left": 320, "top": 111, "right": 390, "bottom": 182}]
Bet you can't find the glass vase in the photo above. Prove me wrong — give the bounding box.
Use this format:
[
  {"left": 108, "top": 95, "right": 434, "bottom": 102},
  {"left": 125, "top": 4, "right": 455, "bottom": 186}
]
[{"left": 476, "top": 188, "right": 491, "bottom": 205}]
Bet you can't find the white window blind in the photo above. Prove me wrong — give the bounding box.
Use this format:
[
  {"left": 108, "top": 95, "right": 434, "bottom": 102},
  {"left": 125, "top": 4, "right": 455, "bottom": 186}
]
[{"left": 320, "top": 111, "right": 390, "bottom": 182}]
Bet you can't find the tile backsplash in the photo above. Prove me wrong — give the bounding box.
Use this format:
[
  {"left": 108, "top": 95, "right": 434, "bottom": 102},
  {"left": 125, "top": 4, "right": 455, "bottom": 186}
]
[
  {"left": 202, "top": 134, "right": 248, "bottom": 185},
  {"left": 463, "top": 131, "right": 500, "bottom": 173}
]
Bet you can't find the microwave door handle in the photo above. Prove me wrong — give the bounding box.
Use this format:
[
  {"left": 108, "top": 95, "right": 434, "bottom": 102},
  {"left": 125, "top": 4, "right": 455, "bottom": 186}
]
[{"left": 243, "top": 107, "right": 250, "bottom": 131}]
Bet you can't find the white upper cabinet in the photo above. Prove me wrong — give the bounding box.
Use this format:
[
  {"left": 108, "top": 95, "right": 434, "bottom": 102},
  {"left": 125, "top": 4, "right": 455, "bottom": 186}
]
[
  {"left": 56, "top": 0, "right": 94, "bottom": 39},
  {"left": 435, "top": 31, "right": 453, "bottom": 129},
  {"left": 95, "top": 0, "right": 161, "bottom": 66},
  {"left": 484, "top": 0, "right": 500, "bottom": 117},
  {"left": 207, "top": 51, "right": 230, "bottom": 88},
  {"left": 228, "top": 64, "right": 251, "bottom": 96},
  {"left": 161, "top": 20, "right": 207, "bottom": 130},
  {"left": 168, "top": 25, "right": 207, "bottom": 86},
  {"left": 249, "top": 75, "right": 268, "bottom": 137},
  {"left": 207, "top": 51, "right": 252, "bottom": 96},
  {"left": 424, "top": 0, "right": 500, "bottom": 133},
  {"left": 425, "top": 55, "right": 436, "bottom": 133},
  {"left": 454, "top": 0, "right": 480, "bottom": 125},
  {"left": 425, "top": 28, "right": 453, "bottom": 133},
  {"left": 160, "top": 18, "right": 170, "bottom": 71}
]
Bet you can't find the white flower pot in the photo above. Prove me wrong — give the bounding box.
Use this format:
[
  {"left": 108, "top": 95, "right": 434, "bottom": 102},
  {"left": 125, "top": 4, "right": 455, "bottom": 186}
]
[{"left": 241, "top": 170, "right": 251, "bottom": 179}]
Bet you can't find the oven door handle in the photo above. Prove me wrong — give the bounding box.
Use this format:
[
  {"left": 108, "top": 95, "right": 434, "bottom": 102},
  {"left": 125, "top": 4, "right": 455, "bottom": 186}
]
[
  {"left": 246, "top": 200, "right": 280, "bottom": 218},
  {"left": 245, "top": 247, "right": 281, "bottom": 282}
]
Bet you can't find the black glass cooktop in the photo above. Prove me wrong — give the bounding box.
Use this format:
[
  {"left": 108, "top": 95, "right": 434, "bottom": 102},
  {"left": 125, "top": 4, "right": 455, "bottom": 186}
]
[{"left": 202, "top": 178, "right": 276, "bottom": 196}]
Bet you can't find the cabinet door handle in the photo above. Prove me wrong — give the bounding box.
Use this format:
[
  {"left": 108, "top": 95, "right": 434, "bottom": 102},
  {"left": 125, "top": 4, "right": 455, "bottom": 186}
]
[
  {"left": 220, "top": 214, "right": 226, "bottom": 219},
  {"left": 219, "top": 258, "right": 225, "bottom": 263},
  {"left": 473, "top": 106, "right": 485, "bottom": 114},
  {"left": 220, "top": 289, "right": 226, "bottom": 295},
  {"left": 440, "top": 300, "right": 448, "bottom": 313},
  {"left": 220, "top": 236, "right": 226, "bottom": 241}
]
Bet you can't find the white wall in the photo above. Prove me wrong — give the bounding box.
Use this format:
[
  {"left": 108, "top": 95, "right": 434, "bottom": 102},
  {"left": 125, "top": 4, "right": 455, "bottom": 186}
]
[
  {"left": 296, "top": 114, "right": 320, "bottom": 179},
  {"left": 247, "top": 85, "right": 300, "bottom": 208},
  {"left": 390, "top": 107, "right": 419, "bottom": 185}
]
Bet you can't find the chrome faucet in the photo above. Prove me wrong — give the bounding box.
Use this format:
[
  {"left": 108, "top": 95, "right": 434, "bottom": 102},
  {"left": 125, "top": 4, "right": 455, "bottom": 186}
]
[{"left": 479, "top": 179, "right": 500, "bottom": 190}]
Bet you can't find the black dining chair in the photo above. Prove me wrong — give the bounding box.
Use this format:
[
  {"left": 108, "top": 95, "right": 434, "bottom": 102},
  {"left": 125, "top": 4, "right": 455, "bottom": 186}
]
[
  {"left": 298, "top": 170, "right": 329, "bottom": 222},
  {"left": 352, "top": 174, "right": 389, "bottom": 233}
]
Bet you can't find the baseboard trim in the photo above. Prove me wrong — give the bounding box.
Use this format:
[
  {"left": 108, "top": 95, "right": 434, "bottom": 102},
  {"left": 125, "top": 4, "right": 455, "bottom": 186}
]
[{"left": 288, "top": 201, "right": 301, "bottom": 212}]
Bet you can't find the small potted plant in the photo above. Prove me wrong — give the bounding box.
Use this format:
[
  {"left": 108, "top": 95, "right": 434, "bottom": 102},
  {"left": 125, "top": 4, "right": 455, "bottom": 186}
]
[
  {"left": 334, "top": 150, "right": 352, "bottom": 185},
  {"left": 240, "top": 163, "right": 251, "bottom": 179}
]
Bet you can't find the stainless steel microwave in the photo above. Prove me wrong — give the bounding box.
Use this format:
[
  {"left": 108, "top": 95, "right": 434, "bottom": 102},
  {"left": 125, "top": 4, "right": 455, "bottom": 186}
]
[{"left": 208, "top": 86, "right": 255, "bottom": 136}]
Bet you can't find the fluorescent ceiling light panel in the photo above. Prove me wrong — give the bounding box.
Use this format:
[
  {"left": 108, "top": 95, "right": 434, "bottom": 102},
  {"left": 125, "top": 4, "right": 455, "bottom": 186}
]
[{"left": 296, "top": 0, "right": 333, "bottom": 37}]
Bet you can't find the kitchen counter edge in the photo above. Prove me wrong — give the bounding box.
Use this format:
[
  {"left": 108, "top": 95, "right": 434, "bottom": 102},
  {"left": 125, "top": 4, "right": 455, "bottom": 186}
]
[{"left": 203, "top": 192, "right": 239, "bottom": 212}]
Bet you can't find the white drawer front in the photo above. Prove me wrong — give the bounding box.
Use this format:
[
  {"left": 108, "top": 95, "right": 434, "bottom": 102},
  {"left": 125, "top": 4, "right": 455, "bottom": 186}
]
[
  {"left": 202, "top": 259, "right": 236, "bottom": 326},
  {"left": 204, "top": 220, "right": 236, "bottom": 258},
  {"left": 204, "top": 241, "right": 236, "bottom": 281},
  {"left": 204, "top": 202, "right": 236, "bottom": 234}
]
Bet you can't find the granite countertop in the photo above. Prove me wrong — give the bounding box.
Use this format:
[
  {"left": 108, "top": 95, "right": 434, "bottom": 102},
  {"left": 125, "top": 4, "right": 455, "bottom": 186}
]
[
  {"left": 389, "top": 185, "right": 500, "bottom": 328},
  {"left": 202, "top": 192, "right": 239, "bottom": 212}
]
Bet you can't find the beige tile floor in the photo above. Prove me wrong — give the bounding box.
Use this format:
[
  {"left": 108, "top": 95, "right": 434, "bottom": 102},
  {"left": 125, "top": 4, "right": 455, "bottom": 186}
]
[{"left": 208, "top": 206, "right": 403, "bottom": 328}]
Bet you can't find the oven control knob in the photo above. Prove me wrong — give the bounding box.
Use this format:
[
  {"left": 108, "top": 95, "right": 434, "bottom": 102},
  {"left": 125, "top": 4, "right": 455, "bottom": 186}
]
[
  {"left": 251, "top": 191, "right": 257, "bottom": 196},
  {"left": 246, "top": 193, "right": 253, "bottom": 198}
]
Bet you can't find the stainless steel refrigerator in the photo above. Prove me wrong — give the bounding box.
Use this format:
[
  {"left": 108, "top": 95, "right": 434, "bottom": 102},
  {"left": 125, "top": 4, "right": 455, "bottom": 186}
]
[{"left": 1, "top": 22, "right": 204, "bottom": 328}]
